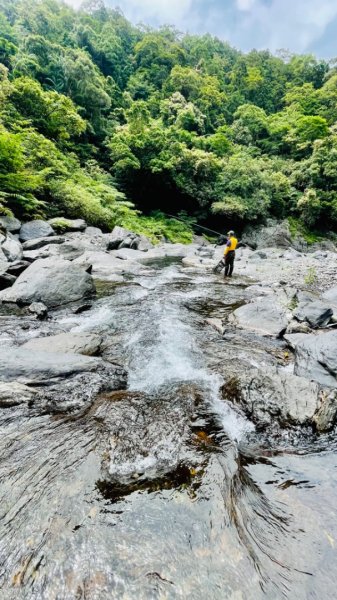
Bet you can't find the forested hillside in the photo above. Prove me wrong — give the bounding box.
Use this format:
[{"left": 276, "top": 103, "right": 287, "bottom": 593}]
[{"left": 1, "top": 0, "right": 337, "bottom": 240}]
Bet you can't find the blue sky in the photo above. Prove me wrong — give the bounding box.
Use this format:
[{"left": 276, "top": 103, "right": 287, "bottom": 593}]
[{"left": 70, "top": 0, "right": 337, "bottom": 58}]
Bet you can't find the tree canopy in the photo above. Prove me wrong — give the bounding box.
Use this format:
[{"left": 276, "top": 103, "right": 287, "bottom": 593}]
[{"left": 0, "top": 0, "right": 336, "bottom": 237}]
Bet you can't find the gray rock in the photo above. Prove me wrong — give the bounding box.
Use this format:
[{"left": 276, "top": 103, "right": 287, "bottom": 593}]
[
  {"left": 0, "top": 381, "right": 37, "bottom": 407},
  {"left": 0, "top": 347, "right": 127, "bottom": 414},
  {"left": 84, "top": 226, "right": 103, "bottom": 238},
  {"left": 284, "top": 333, "right": 310, "bottom": 350},
  {"left": 137, "top": 235, "right": 153, "bottom": 252},
  {"left": 322, "top": 285, "right": 337, "bottom": 307},
  {"left": 293, "top": 300, "right": 333, "bottom": 328},
  {"left": 255, "top": 251, "right": 268, "bottom": 259},
  {"left": 48, "top": 218, "right": 87, "bottom": 232},
  {"left": 0, "top": 216, "right": 21, "bottom": 233},
  {"left": 285, "top": 320, "right": 311, "bottom": 334},
  {"left": 23, "top": 241, "right": 86, "bottom": 262},
  {"left": 230, "top": 297, "right": 289, "bottom": 337},
  {"left": 22, "top": 331, "right": 102, "bottom": 356},
  {"left": 205, "top": 318, "right": 224, "bottom": 335},
  {"left": 22, "top": 236, "right": 65, "bottom": 251},
  {"left": 28, "top": 302, "right": 48, "bottom": 320},
  {"left": 242, "top": 220, "right": 293, "bottom": 250},
  {"left": 313, "top": 390, "right": 337, "bottom": 432},
  {"left": 222, "top": 368, "right": 320, "bottom": 428},
  {"left": 105, "top": 226, "right": 137, "bottom": 251},
  {"left": 0, "top": 257, "right": 95, "bottom": 308},
  {"left": 20, "top": 220, "right": 55, "bottom": 242},
  {"left": 294, "top": 331, "right": 337, "bottom": 387},
  {"left": 6, "top": 260, "right": 30, "bottom": 276},
  {"left": 73, "top": 251, "right": 145, "bottom": 279},
  {"left": 0, "top": 347, "right": 123, "bottom": 384},
  {"left": 1, "top": 233, "right": 23, "bottom": 262},
  {"left": 0, "top": 272, "right": 16, "bottom": 290}
]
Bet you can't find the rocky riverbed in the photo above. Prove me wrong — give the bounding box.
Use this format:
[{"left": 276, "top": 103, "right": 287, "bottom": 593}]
[{"left": 0, "top": 217, "right": 337, "bottom": 599}]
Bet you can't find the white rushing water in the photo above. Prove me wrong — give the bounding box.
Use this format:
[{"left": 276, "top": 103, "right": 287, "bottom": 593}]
[{"left": 125, "top": 296, "right": 254, "bottom": 441}]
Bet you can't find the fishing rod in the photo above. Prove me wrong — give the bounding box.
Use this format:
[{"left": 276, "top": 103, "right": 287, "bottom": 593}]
[{"left": 165, "top": 213, "right": 223, "bottom": 237}]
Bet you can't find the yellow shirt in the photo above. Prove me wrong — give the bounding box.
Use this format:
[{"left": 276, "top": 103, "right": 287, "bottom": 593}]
[{"left": 224, "top": 237, "right": 238, "bottom": 256}]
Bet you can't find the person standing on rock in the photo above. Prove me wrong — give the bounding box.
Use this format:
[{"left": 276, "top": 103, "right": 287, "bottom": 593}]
[{"left": 224, "top": 230, "right": 238, "bottom": 277}]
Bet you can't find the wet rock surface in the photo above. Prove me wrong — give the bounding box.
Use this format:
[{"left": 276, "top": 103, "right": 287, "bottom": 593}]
[{"left": 0, "top": 224, "right": 337, "bottom": 599}]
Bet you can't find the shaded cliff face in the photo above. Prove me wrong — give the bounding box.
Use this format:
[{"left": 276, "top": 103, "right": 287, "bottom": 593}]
[{"left": 0, "top": 250, "right": 337, "bottom": 600}]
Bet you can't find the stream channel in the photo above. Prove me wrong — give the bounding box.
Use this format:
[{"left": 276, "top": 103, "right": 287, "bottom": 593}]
[{"left": 1, "top": 257, "right": 337, "bottom": 599}]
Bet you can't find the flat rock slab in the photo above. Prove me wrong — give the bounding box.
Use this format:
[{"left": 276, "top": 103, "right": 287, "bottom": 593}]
[
  {"left": 294, "top": 330, "right": 337, "bottom": 387},
  {"left": 22, "top": 332, "right": 102, "bottom": 356},
  {"left": 73, "top": 251, "right": 147, "bottom": 279},
  {"left": 0, "top": 348, "right": 101, "bottom": 383},
  {"left": 19, "top": 220, "right": 55, "bottom": 242},
  {"left": 0, "top": 257, "right": 95, "bottom": 308},
  {"left": 223, "top": 367, "right": 320, "bottom": 428},
  {"left": 230, "top": 297, "right": 289, "bottom": 337},
  {"left": 22, "top": 236, "right": 65, "bottom": 251}
]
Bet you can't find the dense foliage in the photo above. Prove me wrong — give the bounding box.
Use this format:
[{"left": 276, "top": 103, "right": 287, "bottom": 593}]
[{"left": 0, "top": 0, "right": 337, "bottom": 239}]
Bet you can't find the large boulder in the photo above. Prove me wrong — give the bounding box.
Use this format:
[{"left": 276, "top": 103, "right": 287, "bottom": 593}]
[
  {"left": 73, "top": 251, "right": 146, "bottom": 279},
  {"left": 1, "top": 233, "right": 23, "bottom": 262},
  {"left": 222, "top": 368, "right": 322, "bottom": 429},
  {"left": 19, "top": 220, "right": 55, "bottom": 242},
  {"left": 294, "top": 331, "right": 337, "bottom": 387},
  {"left": 229, "top": 297, "right": 289, "bottom": 337},
  {"left": 48, "top": 217, "right": 87, "bottom": 232},
  {"left": 242, "top": 220, "right": 293, "bottom": 250},
  {"left": 105, "top": 226, "right": 138, "bottom": 251},
  {"left": 0, "top": 257, "right": 95, "bottom": 308},
  {"left": 293, "top": 299, "right": 333, "bottom": 328},
  {"left": 22, "top": 331, "right": 102, "bottom": 356},
  {"left": 0, "top": 216, "right": 21, "bottom": 233}
]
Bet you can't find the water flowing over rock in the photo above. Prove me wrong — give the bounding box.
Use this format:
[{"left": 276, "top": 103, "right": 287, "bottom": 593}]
[
  {"left": 19, "top": 220, "right": 55, "bottom": 242},
  {"left": 0, "top": 257, "right": 95, "bottom": 308},
  {"left": 1, "top": 237, "right": 337, "bottom": 599}
]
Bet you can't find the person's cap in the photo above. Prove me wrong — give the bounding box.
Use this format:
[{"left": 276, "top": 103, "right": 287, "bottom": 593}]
[{"left": 227, "top": 230, "right": 234, "bottom": 236}]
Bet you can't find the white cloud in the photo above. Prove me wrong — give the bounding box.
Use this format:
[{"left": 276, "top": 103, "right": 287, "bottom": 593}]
[
  {"left": 82, "top": 0, "right": 195, "bottom": 27},
  {"left": 233, "top": 0, "right": 337, "bottom": 52},
  {"left": 236, "top": 0, "right": 256, "bottom": 12},
  {"left": 65, "top": 0, "right": 337, "bottom": 56}
]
